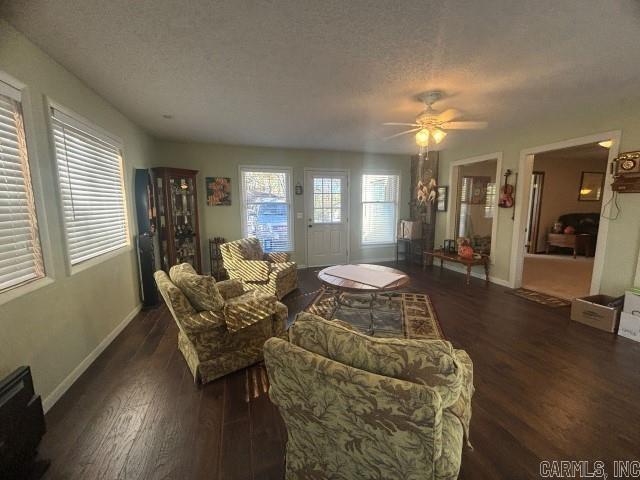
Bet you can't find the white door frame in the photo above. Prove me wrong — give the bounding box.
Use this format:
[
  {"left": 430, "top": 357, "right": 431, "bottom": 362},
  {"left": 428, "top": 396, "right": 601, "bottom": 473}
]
[
  {"left": 509, "top": 130, "right": 622, "bottom": 293},
  {"left": 446, "top": 152, "right": 503, "bottom": 266},
  {"left": 303, "top": 168, "right": 351, "bottom": 267}
]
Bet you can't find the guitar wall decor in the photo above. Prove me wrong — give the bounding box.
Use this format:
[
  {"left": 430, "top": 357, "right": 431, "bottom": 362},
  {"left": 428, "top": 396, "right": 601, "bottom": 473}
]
[{"left": 498, "top": 169, "right": 514, "bottom": 208}]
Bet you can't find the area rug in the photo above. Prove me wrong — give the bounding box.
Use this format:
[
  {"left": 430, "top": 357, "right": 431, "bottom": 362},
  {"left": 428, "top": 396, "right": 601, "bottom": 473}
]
[
  {"left": 507, "top": 288, "right": 571, "bottom": 308},
  {"left": 305, "top": 289, "right": 444, "bottom": 339}
]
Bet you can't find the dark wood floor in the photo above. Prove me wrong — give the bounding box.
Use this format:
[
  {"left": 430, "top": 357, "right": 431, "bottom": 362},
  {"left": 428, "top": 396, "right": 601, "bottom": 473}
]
[{"left": 39, "top": 263, "right": 640, "bottom": 479}]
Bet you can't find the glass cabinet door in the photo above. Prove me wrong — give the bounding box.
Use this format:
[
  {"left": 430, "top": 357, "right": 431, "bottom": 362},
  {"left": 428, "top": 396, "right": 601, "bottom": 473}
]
[
  {"left": 155, "top": 176, "right": 169, "bottom": 269},
  {"left": 169, "top": 175, "right": 197, "bottom": 267}
]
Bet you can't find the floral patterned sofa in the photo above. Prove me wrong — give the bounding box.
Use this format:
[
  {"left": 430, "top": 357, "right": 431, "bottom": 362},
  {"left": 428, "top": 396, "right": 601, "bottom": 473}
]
[
  {"left": 264, "top": 312, "right": 474, "bottom": 480},
  {"left": 154, "top": 263, "right": 287, "bottom": 384},
  {"left": 220, "top": 237, "right": 298, "bottom": 300}
]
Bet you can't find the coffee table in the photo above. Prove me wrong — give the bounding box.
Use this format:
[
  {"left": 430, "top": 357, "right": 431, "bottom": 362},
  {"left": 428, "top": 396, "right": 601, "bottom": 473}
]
[{"left": 317, "top": 264, "right": 410, "bottom": 335}]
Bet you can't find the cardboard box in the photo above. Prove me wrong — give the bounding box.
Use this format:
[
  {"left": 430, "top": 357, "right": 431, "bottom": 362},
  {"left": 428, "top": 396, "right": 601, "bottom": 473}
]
[
  {"left": 623, "top": 290, "right": 640, "bottom": 316},
  {"left": 398, "top": 220, "right": 422, "bottom": 240},
  {"left": 618, "top": 312, "right": 640, "bottom": 342},
  {"left": 571, "top": 295, "right": 621, "bottom": 333}
]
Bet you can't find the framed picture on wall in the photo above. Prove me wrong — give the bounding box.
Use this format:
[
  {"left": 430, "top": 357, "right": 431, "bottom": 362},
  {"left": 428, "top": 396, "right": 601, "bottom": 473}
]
[
  {"left": 578, "top": 171, "right": 605, "bottom": 201},
  {"left": 206, "top": 177, "right": 232, "bottom": 206},
  {"left": 436, "top": 186, "right": 448, "bottom": 212}
]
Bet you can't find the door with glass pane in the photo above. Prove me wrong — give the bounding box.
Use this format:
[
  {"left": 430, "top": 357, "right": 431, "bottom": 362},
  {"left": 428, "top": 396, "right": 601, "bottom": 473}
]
[{"left": 305, "top": 171, "right": 348, "bottom": 267}]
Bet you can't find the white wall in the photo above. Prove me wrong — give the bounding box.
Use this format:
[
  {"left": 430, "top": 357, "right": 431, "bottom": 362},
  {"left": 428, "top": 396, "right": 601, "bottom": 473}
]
[
  {"left": 153, "top": 141, "right": 411, "bottom": 267},
  {"left": 0, "top": 21, "right": 154, "bottom": 406}
]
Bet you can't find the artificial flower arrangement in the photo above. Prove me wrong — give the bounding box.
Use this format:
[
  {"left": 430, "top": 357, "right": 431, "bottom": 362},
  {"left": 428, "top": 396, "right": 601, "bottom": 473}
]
[{"left": 416, "top": 177, "right": 437, "bottom": 205}]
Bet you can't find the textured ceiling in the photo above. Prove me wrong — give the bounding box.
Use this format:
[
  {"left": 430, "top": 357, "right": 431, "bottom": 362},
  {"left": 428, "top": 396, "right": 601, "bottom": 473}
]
[{"left": 2, "top": 0, "right": 640, "bottom": 153}]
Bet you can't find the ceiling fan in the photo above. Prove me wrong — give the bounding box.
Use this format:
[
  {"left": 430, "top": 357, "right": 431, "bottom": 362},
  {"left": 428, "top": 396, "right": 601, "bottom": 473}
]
[{"left": 383, "top": 91, "right": 488, "bottom": 152}]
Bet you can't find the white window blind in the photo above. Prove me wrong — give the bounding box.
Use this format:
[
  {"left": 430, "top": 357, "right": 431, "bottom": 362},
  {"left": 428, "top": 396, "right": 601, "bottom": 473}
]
[
  {"left": 240, "top": 167, "right": 292, "bottom": 252},
  {"left": 0, "top": 81, "right": 44, "bottom": 292},
  {"left": 51, "top": 107, "right": 129, "bottom": 266},
  {"left": 484, "top": 182, "right": 497, "bottom": 219},
  {"left": 361, "top": 174, "right": 399, "bottom": 245}
]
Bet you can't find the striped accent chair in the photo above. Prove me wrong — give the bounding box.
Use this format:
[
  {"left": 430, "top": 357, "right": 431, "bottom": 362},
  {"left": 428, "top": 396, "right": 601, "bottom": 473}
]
[
  {"left": 220, "top": 237, "right": 298, "bottom": 300},
  {"left": 154, "top": 263, "right": 287, "bottom": 384}
]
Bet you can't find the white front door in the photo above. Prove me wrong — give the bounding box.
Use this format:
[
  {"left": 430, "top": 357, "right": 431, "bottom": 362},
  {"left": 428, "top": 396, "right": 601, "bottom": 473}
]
[{"left": 305, "top": 170, "right": 348, "bottom": 267}]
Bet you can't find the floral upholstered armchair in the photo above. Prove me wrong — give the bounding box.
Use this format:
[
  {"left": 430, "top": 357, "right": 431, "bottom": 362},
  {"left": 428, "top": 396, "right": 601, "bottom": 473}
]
[
  {"left": 264, "top": 312, "right": 474, "bottom": 480},
  {"left": 154, "top": 263, "right": 287, "bottom": 384},
  {"left": 220, "top": 237, "right": 297, "bottom": 300}
]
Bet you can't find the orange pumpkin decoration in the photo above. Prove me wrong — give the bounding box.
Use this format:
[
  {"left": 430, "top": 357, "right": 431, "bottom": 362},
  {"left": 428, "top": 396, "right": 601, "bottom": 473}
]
[{"left": 457, "top": 238, "right": 475, "bottom": 259}]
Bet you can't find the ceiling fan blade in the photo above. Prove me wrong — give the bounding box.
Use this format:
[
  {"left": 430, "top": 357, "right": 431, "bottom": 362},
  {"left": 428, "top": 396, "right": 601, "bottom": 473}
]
[
  {"left": 382, "top": 122, "right": 420, "bottom": 127},
  {"left": 436, "top": 109, "right": 460, "bottom": 123},
  {"left": 442, "top": 121, "right": 488, "bottom": 130},
  {"left": 383, "top": 127, "right": 420, "bottom": 141}
]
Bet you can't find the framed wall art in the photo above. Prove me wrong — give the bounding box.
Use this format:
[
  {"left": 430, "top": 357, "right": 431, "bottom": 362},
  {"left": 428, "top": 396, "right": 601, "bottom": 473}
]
[{"left": 206, "top": 177, "right": 232, "bottom": 206}]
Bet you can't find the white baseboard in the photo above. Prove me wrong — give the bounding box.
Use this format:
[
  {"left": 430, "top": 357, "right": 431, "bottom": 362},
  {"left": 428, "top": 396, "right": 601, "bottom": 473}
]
[
  {"left": 438, "top": 263, "right": 511, "bottom": 287},
  {"left": 42, "top": 303, "right": 142, "bottom": 412},
  {"left": 300, "top": 258, "right": 396, "bottom": 269},
  {"left": 352, "top": 256, "right": 396, "bottom": 264}
]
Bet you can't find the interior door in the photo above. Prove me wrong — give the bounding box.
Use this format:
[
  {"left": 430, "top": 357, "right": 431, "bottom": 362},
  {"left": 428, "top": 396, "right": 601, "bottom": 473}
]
[
  {"left": 305, "top": 171, "right": 348, "bottom": 267},
  {"left": 525, "top": 172, "right": 545, "bottom": 253}
]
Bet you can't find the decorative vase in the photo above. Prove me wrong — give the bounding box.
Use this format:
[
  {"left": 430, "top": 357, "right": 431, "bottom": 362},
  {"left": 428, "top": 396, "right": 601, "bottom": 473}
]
[{"left": 564, "top": 226, "right": 576, "bottom": 235}]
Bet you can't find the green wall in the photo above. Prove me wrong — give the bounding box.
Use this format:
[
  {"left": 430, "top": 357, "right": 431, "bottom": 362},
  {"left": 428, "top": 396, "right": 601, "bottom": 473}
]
[
  {"left": 153, "top": 141, "right": 411, "bottom": 267},
  {"left": 0, "top": 21, "right": 154, "bottom": 406},
  {"left": 436, "top": 99, "right": 640, "bottom": 295}
]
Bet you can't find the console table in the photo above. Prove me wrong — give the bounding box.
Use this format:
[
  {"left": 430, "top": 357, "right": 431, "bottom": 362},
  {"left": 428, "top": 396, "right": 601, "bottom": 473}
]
[
  {"left": 546, "top": 233, "right": 594, "bottom": 258},
  {"left": 423, "top": 250, "right": 490, "bottom": 286}
]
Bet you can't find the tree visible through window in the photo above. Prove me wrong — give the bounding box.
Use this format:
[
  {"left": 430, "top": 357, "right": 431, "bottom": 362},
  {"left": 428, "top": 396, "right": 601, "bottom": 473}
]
[{"left": 240, "top": 167, "right": 292, "bottom": 252}]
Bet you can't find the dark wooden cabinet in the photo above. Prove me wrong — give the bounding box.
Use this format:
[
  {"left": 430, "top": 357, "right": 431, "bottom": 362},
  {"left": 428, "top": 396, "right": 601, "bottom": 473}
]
[{"left": 151, "top": 167, "right": 201, "bottom": 273}]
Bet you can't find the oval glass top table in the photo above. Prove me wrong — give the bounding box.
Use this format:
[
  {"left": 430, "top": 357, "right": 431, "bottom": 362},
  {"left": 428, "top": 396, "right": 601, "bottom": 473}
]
[{"left": 317, "top": 264, "right": 410, "bottom": 335}]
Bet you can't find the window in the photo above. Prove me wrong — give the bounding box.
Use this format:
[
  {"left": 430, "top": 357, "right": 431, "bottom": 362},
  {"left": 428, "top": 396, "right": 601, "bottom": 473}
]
[
  {"left": 0, "top": 79, "right": 45, "bottom": 292},
  {"left": 240, "top": 167, "right": 292, "bottom": 252},
  {"left": 51, "top": 106, "right": 129, "bottom": 266},
  {"left": 484, "top": 182, "right": 497, "bottom": 219},
  {"left": 361, "top": 173, "right": 399, "bottom": 245},
  {"left": 313, "top": 177, "right": 342, "bottom": 224}
]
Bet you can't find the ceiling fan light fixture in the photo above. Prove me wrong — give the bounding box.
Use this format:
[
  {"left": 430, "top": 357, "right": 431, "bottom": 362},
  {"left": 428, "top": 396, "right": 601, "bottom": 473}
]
[
  {"left": 415, "top": 128, "right": 430, "bottom": 147},
  {"left": 432, "top": 128, "right": 447, "bottom": 144}
]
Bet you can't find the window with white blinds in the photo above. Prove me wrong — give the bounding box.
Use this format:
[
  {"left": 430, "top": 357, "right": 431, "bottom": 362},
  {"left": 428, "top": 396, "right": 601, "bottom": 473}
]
[
  {"left": 240, "top": 167, "right": 292, "bottom": 252},
  {"left": 0, "top": 80, "right": 44, "bottom": 292},
  {"left": 361, "top": 173, "right": 399, "bottom": 245},
  {"left": 51, "top": 106, "right": 129, "bottom": 266}
]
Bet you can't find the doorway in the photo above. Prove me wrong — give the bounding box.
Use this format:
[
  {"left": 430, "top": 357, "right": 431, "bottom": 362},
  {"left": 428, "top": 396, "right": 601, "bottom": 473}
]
[
  {"left": 304, "top": 169, "right": 349, "bottom": 267},
  {"left": 511, "top": 131, "right": 621, "bottom": 297},
  {"left": 525, "top": 172, "right": 545, "bottom": 254}
]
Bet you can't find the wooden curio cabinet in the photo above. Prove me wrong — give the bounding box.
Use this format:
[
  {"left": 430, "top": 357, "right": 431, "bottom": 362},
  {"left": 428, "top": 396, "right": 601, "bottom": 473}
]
[{"left": 151, "top": 167, "right": 201, "bottom": 273}]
